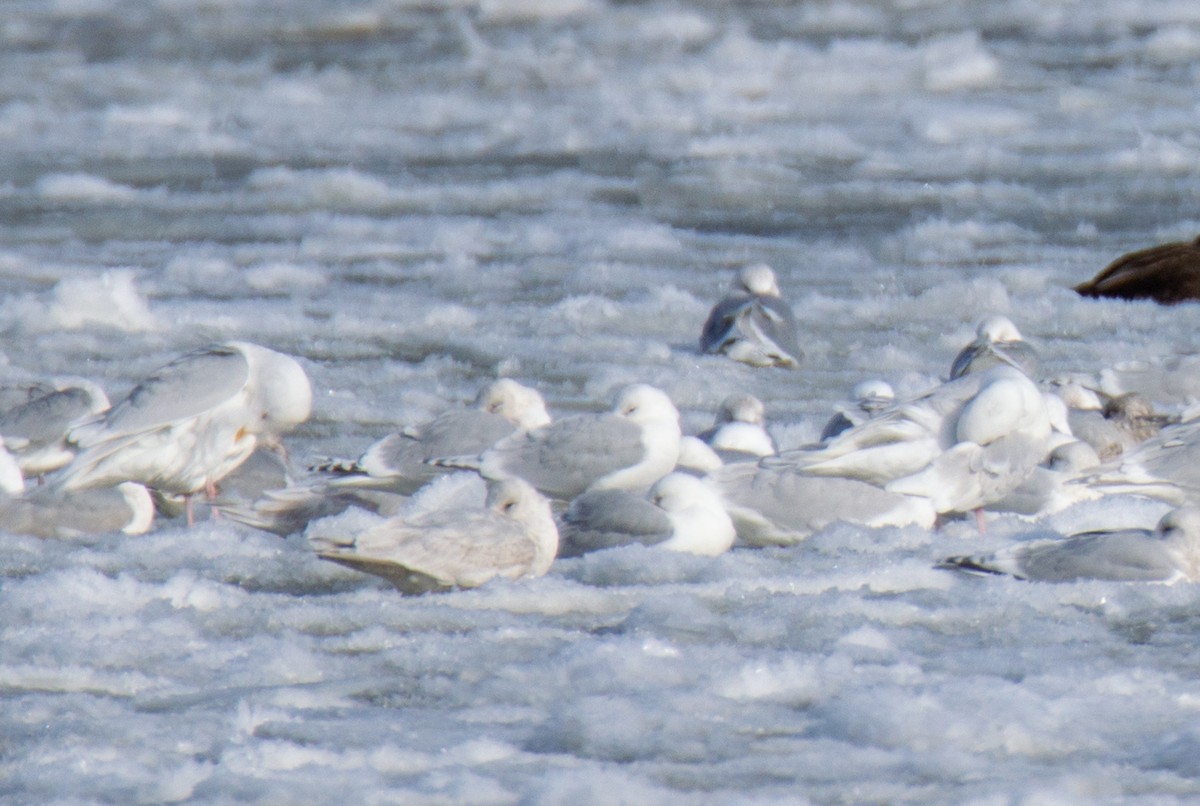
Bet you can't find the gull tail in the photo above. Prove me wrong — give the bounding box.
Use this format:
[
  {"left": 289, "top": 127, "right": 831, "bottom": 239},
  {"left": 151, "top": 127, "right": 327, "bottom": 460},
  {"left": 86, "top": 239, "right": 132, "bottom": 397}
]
[{"left": 935, "top": 555, "right": 1007, "bottom": 576}]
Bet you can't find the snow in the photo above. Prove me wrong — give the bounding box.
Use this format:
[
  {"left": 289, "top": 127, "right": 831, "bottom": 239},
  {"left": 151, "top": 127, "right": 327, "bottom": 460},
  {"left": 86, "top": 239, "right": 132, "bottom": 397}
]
[{"left": 3, "top": 0, "right": 1200, "bottom": 802}]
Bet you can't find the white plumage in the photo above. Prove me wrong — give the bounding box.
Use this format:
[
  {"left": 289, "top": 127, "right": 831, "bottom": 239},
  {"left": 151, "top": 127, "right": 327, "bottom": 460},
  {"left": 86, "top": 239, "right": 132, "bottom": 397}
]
[{"left": 55, "top": 341, "right": 312, "bottom": 499}]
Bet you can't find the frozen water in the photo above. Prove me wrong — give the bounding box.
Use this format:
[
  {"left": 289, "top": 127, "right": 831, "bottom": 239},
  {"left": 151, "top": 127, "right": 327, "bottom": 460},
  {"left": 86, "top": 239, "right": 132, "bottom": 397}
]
[{"left": 4, "top": 0, "right": 1200, "bottom": 802}]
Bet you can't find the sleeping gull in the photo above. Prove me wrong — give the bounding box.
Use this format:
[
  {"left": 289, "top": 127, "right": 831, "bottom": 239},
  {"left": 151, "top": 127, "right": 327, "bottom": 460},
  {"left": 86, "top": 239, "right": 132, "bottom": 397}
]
[
  {"left": 311, "top": 477, "right": 558, "bottom": 594},
  {"left": 706, "top": 462, "right": 935, "bottom": 546},
  {"left": 819, "top": 379, "right": 895, "bottom": 442},
  {"left": 0, "top": 481, "right": 154, "bottom": 538},
  {"left": 675, "top": 436, "right": 725, "bottom": 475},
  {"left": 948, "top": 315, "right": 1039, "bottom": 380},
  {"left": 558, "top": 472, "right": 735, "bottom": 557},
  {"left": 1067, "top": 392, "right": 1176, "bottom": 461},
  {"left": 986, "top": 440, "right": 1103, "bottom": 519},
  {"left": 443, "top": 383, "right": 681, "bottom": 501},
  {"left": 698, "top": 393, "right": 776, "bottom": 458},
  {"left": 1073, "top": 235, "right": 1200, "bottom": 305},
  {"left": 937, "top": 506, "right": 1200, "bottom": 583},
  {"left": 54, "top": 342, "right": 312, "bottom": 522},
  {"left": 769, "top": 365, "right": 1052, "bottom": 528},
  {"left": 0, "top": 379, "right": 110, "bottom": 477},
  {"left": 315, "top": 378, "right": 550, "bottom": 495},
  {"left": 699, "top": 264, "right": 802, "bottom": 369}
]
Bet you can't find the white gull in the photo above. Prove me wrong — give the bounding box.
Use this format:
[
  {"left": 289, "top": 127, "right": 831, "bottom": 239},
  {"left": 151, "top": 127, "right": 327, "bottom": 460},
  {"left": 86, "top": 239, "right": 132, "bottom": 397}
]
[{"left": 55, "top": 342, "right": 312, "bottom": 520}]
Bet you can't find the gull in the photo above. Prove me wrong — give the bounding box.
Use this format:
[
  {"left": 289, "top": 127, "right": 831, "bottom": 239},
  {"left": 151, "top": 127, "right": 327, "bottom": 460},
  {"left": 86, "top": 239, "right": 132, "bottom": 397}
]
[
  {"left": 54, "top": 342, "right": 312, "bottom": 522},
  {"left": 1096, "top": 354, "right": 1200, "bottom": 411},
  {"left": 819, "top": 379, "right": 895, "bottom": 442},
  {"left": 1074, "top": 235, "right": 1200, "bottom": 305},
  {"left": 674, "top": 436, "right": 725, "bottom": 475},
  {"left": 1081, "top": 416, "right": 1200, "bottom": 506},
  {"left": 698, "top": 393, "right": 776, "bottom": 458},
  {"left": 937, "top": 506, "right": 1200, "bottom": 583},
  {"left": 768, "top": 366, "right": 1052, "bottom": 529},
  {"left": 1067, "top": 392, "right": 1176, "bottom": 462},
  {"left": 442, "top": 383, "right": 681, "bottom": 501},
  {"left": 315, "top": 378, "right": 550, "bottom": 495},
  {"left": 0, "top": 379, "right": 110, "bottom": 477},
  {"left": 706, "top": 461, "right": 935, "bottom": 546},
  {"left": 986, "top": 440, "right": 1103, "bottom": 518},
  {"left": 311, "top": 477, "right": 558, "bottom": 594},
  {"left": 557, "top": 472, "right": 735, "bottom": 557},
  {"left": 699, "top": 264, "right": 802, "bottom": 368},
  {"left": 0, "top": 482, "right": 154, "bottom": 538},
  {"left": 948, "top": 315, "right": 1039, "bottom": 380}
]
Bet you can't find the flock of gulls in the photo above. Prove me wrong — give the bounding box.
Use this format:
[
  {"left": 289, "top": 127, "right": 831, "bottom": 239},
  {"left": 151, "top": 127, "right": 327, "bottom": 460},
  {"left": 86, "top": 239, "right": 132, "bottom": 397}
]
[{"left": 8, "top": 236, "right": 1200, "bottom": 593}]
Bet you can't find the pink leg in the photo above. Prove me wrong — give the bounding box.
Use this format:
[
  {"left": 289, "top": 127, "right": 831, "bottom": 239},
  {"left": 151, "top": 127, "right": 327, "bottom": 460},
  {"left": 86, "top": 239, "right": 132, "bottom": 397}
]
[
  {"left": 974, "top": 508, "right": 987, "bottom": 533},
  {"left": 206, "top": 480, "right": 221, "bottom": 520}
]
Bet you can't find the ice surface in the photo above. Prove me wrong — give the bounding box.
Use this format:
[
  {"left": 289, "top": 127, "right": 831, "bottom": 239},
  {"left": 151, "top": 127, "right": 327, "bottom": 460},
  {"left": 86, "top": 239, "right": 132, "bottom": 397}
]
[{"left": 3, "top": 0, "right": 1200, "bottom": 802}]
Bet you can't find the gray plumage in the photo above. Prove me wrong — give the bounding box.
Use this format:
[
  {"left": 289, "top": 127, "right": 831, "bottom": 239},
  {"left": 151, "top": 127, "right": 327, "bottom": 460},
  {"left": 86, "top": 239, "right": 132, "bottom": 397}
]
[
  {"left": 938, "top": 506, "right": 1200, "bottom": 583},
  {"left": 819, "top": 379, "right": 896, "bottom": 442},
  {"left": 312, "top": 478, "right": 559, "bottom": 595},
  {"left": 948, "top": 315, "right": 1039, "bottom": 381},
  {"left": 1082, "top": 416, "right": 1200, "bottom": 505},
  {"left": 770, "top": 366, "right": 1052, "bottom": 519},
  {"left": 0, "top": 482, "right": 154, "bottom": 538},
  {"left": 56, "top": 342, "right": 311, "bottom": 496},
  {"left": 708, "top": 461, "right": 935, "bottom": 546},
  {"left": 465, "top": 384, "right": 681, "bottom": 501},
  {"left": 0, "top": 380, "right": 110, "bottom": 476},
  {"left": 557, "top": 472, "right": 735, "bottom": 557},
  {"left": 699, "top": 264, "right": 802, "bottom": 369},
  {"left": 558, "top": 489, "right": 674, "bottom": 557},
  {"left": 318, "top": 379, "right": 550, "bottom": 495}
]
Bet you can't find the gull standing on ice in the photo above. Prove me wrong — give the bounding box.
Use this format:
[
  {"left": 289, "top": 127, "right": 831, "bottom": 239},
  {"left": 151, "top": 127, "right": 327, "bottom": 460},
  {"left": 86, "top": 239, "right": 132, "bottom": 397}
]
[
  {"left": 54, "top": 342, "right": 312, "bottom": 521},
  {"left": 445, "top": 383, "right": 681, "bottom": 502},
  {"left": 699, "top": 264, "right": 802, "bottom": 369},
  {"left": 316, "top": 378, "right": 550, "bottom": 495},
  {"left": 311, "top": 477, "right": 558, "bottom": 594},
  {"left": 948, "top": 315, "right": 1039, "bottom": 381},
  {"left": 698, "top": 393, "right": 776, "bottom": 458},
  {"left": 558, "top": 472, "right": 735, "bottom": 558},
  {"left": 937, "top": 506, "right": 1200, "bottom": 583}
]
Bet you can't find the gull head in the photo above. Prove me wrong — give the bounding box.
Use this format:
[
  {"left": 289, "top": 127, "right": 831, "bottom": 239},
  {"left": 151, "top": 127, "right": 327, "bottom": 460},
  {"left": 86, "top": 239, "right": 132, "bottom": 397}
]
[
  {"left": 476, "top": 378, "right": 551, "bottom": 429},
  {"left": 734, "top": 263, "right": 782, "bottom": 298}
]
